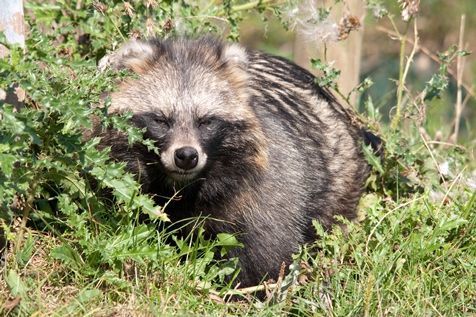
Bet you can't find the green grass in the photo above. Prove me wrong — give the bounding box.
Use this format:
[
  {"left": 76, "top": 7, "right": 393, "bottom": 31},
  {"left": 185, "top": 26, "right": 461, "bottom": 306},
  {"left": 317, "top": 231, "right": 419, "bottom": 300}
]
[
  {"left": 2, "top": 188, "right": 474, "bottom": 315},
  {"left": 1, "top": 1, "right": 475, "bottom": 316}
]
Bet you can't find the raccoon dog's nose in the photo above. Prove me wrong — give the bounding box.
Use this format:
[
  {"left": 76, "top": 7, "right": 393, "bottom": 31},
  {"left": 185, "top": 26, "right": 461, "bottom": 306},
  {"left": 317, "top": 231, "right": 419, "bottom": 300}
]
[{"left": 174, "top": 147, "right": 199, "bottom": 170}]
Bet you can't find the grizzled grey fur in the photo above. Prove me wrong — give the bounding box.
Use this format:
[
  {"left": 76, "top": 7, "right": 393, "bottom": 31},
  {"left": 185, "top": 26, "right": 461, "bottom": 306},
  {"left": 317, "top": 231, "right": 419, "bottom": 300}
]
[{"left": 95, "top": 37, "right": 374, "bottom": 288}]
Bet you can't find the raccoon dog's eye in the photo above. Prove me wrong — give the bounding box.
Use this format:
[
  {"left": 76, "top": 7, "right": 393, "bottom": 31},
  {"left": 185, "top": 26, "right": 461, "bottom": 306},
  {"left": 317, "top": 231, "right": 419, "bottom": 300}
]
[
  {"left": 197, "top": 117, "right": 215, "bottom": 128},
  {"left": 153, "top": 115, "right": 170, "bottom": 128}
]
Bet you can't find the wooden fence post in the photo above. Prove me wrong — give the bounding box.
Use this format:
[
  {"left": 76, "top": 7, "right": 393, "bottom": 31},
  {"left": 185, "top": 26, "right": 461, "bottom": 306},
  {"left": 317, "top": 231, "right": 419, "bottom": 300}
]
[
  {"left": 0, "top": 0, "right": 25, "bottom": 57},
  {"left": 293, "top": 0, "right": 365, "bottom": 106},
  {"left": 0, "top": 0, "right": 26, "bottom": 108}
]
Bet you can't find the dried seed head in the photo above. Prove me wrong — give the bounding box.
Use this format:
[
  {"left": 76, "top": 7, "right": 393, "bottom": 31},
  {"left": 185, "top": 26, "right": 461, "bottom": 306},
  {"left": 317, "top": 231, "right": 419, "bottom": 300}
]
[
  {"left": 146, "top": 18, "right": 155, "bottom": 36},
  {"left": 123, "top": 2, "right": 135, "bottom": 17},
  {"left": 338, "top": 14, "right": 361, "bottom": 40},
  {"left": 398, "top": 0, "right": 420, "bottom": 21},
  {"left": 92, "top": 1, "right": 107, "bottom": 13},
  {"left": 129, "top": 30, "right": 141, "bottom": 40},
  {"left": 146, "top": 0, "right": 158, "bottom": 9},
  {"left": 283, "top": 0, "right": 340, "bottom": 44},
  {"left": 163, "top": 19, "right": 173, "bottom": 33}
]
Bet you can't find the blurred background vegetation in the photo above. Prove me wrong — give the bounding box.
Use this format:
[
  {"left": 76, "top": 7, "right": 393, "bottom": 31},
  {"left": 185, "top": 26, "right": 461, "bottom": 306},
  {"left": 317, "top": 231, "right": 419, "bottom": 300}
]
[{"left": 239, "top": 0, "right": 475, "bottom": 143}]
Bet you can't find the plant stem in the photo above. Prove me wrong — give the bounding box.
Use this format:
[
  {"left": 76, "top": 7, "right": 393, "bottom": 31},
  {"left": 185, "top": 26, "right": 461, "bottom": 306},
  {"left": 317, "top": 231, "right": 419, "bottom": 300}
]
[
  {"left": 390, "top": 18, "right": 419, "bottom": 129},
  {"left": 231, "top": 0, "right": 277, "bottom": 12},
  {"left": 376, "top": 25, "right": 475, "bottom": 100},
  {"left": 391, "top": 20, "right": 408, "bottom": 130},
  {"left": 451, "top": 14, "right": 466, "bottom": 143},
  {"left": 14, "top": 187, "right": 35, "bottom": 253}
]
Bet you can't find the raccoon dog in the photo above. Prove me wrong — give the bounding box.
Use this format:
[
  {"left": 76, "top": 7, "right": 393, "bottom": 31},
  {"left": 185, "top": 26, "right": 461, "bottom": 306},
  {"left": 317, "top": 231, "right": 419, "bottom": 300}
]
[{"left": 95, "top": 37, "right": 375, "bottom": 288}]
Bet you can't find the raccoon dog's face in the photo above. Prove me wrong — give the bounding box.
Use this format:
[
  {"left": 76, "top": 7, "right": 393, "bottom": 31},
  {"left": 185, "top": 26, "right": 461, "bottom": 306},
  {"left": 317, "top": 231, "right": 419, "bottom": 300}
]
[{"left": 102, "top": 38, "right": 266, "bottom": 186}]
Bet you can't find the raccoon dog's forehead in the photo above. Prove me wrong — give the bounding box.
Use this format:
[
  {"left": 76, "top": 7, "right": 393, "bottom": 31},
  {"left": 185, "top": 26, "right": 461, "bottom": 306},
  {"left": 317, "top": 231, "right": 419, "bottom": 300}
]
[{"left": 106, "top": 37, "right": 251, "bottom": 120}]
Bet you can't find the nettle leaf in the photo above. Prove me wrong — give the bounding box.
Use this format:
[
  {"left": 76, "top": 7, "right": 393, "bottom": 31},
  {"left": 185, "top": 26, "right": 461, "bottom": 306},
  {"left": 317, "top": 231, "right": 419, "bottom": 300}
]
[
  {"left": 0, "top": 105, "right": 26, "bottom": 134},
  {"left": 60, "top": 102, "right": 95, "bottom": 134},
  {"left": 424, "top": 73, "right": 448, "bottom": 101},
  {"left": 90, "top": 165, "right": 134, "bottom": 196},
  {"left": 6, "top": 269, "right": 29, "bottom": 297},
  {"left": 216, "top": 233, "right": 243, "bottom": 257},
  {"left": 83, "top": 138, "right": 110, "bottom": 165},
  {"left": 16, "top": 234, "right": 36, "bottom": 267},
  {"left": 57, "top": 194, "right": 79, "bottom": 215},
  {"left": 89, "top": 163, "right": 167, "bottom": 221},
  {"left": 436, "top": 213, "right": 468, "bottom": 234},
  {"left": 132, "top": 194, "right": 165, "bottom": 220},
  {"left": 50, "top": 244, "right": 84, "bottom": 269},
  {"left": 0, "top": 153, "right": 18, "bottom": 177},
  {"left": 60, "top": 289, "right": 102, "bottom": 316},
  {"left": 363, "top": 143, "right": 384, "bottom": 174},
  {"left": 424, "top": 45, "right": 470, "bottom": 101},
  {"left": 101, "top": 224, "right": 159, "bottom": 262},
  {"left": 363, "top": 97, "right": 382, "bottom": 123},
  {"left": 57, "top": 194, "right": 91, "bottom": 239},
  {"left": 311, "top": 58, "right": 341, "bottom": 89}
]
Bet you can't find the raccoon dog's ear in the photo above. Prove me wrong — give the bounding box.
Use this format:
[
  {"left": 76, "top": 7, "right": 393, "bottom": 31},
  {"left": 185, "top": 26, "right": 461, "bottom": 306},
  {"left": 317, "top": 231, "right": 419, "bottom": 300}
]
[
  {"left": 98, "top": 39, "right": 159, "bottom": 74},
  {"left": 222, "top": 43, "right": 248, "bottom": 68},
  {"left": 220, "top": 43, "right": 249, "bottom": 93}
]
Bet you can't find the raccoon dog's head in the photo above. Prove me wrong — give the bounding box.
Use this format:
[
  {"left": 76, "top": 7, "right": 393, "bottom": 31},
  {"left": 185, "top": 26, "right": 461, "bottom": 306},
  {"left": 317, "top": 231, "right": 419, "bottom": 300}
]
[{"left": 100, "top": 37, "right": 267, "bottom": 189}]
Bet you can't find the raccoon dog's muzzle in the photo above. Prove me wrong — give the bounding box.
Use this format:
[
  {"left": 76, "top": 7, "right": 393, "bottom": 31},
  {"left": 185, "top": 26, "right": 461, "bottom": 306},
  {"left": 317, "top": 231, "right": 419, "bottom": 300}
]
[{"left": 160, "top": 143, "right": 208, "bottom": 182}]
